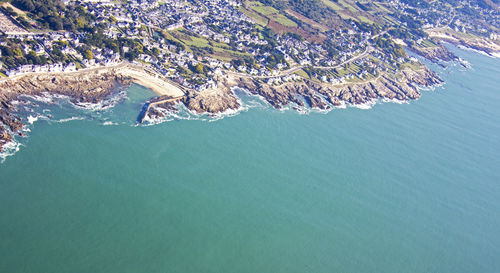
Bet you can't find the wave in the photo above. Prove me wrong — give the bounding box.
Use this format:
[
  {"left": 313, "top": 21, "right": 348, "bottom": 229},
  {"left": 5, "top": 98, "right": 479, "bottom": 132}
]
[
  {"left": 26, "top": 94, "right": 56, "bottom": 104},
  {"left": 208, "top": 104, "right": 249, "bottom": 122},
  {"left": 72, "top": 90, "right": 127, "bottom": 111},
  {"left": 56, "top": 116, "right": 85, "bottom": 123},
  {"left": 27, "top": 115, "right": 39, "bottom": 125},
  {"left": 350, "top": 99, "right": 377, "bottom": 110},
  {"left": 0, "top": 139, "right": 22, "bottom": 163},
  {"left": 334, "top": 101, "right": 347, "bottom": 109},
  {"left": 456, "top": 45, "right": 499, "bottom": 59},
  {"left": 382, "top": 98, "right": 410, "bottom": 105},
  {"left": 141, "top": 97, "right": 250, "bottom": 126},
  {"left": 27, "top": 114, "right": 52, "bottom": 124},
  {"left": 102, "top": 121, "right": 118, "bottom": 126},
  {"left": 1, "top": 91, "right": 128, "bottom": 163}
]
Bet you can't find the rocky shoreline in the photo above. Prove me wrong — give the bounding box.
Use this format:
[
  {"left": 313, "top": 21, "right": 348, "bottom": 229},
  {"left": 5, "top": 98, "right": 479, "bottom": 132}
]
[
  {"left": 238, "top": 67, "right": 442, "bottom": 111},
  {"left": 0, "top": 72, "right": 130, "bottom": 151},
  {"left": 143, "top": 67, "right": 442, "bottom": 122},
  {"left": 425, "top": 28, "right": 500, "bottom": 58},
  {"left": 1, "top": 63, "right": 442, "bottom": 152},
  {"left": 409, "top": 44, "right": 458, "bottom": 63}
]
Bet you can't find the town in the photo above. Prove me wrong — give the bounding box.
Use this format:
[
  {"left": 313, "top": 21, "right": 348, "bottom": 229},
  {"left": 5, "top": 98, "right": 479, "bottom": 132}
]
[{"left": 0, "top": 0, "right": 498, "bottom": 92}]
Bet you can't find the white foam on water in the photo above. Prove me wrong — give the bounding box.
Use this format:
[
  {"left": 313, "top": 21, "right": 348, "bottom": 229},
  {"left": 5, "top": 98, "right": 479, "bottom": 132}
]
[
  {"left": 458, "top": 58, "right": 472, "bottom": 68},
  {"left": 233, "top": 87, "right": 271, "bottom": 107},
  {"left": 334, "top": 101, "right": 347, "bottom": 109},
  {"left": 56, "top": 116, "right": 85, "bottom": 123},
  {"left": 27, "top": 115, "right": 39, "bottom": 125},
  {"left": 102, "top": 121, "right": 118, "bottom": 126},
  {"left": 72, "top": 90, "right": 127, "bottom": 112},
  {"left": 26, "top": 94, "right": 55, "bottom": 104},
  {"left": 141, "top": 97, "right": 250, "bottom": 126},
  {"left": 457, "top": 45, "right": 499, "bottom": 58},
  {"left": 382, "top": 98, "right": 410, "bottom": 105},
  {"left": 350, "top": 99, "right": 378, "bottom": 110},
  {"left": 141, "top": 106, "right": 184, "bottom": 126},
  {"left": 207, "top": 103, "right": 248, "bottom": 122},
  {"left": 27, "top": 114, "right": 51, "bottom": 124},
  {"left": 0, "top": 139, "right": 22, "bottom": 163}
]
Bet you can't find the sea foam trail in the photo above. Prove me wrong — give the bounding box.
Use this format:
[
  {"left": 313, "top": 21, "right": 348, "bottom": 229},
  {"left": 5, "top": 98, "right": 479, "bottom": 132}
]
[{"left": 56, "top": 117, "right": 85, "bottom": 123}]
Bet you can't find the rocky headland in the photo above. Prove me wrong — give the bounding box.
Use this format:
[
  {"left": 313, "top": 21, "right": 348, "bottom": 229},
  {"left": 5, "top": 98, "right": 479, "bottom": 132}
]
[
  {"left": 237, "top": 67, "right": 442, "bottom": 110},
  {"left": 141, "top": 66, "right": 442, "bottom": 122}
]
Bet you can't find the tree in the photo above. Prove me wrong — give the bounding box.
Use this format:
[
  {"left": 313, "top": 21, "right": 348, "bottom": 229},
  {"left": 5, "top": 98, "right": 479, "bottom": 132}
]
[
  {"left": 83, "top": 49, "right": 93, "bottom": 60},
  {"left": 47, "top": 16, "right": 63, "bottom": 30},
  {"left": 13, "top": 48, "right": 23, "bottom": 57},
  {"left": 152, "top": 47, "right": 160, "bottom": 56},
  {"left": 194, "top": 63, "right": 204, "bottom": 74},
  {"left": 12, "top": 0, "right": 35, "bottom": 12}
]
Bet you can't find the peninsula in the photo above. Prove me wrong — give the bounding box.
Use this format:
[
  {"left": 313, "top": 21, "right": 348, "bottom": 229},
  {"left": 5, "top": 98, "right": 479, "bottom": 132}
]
[{"left": 1, "top": 0, "right": 499, "bottom": 150}]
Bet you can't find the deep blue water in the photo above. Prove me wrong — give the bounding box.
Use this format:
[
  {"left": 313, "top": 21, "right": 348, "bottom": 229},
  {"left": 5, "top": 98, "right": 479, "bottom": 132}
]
[{"left": 0, "top": 46, "right": 499, "bottom": 273}]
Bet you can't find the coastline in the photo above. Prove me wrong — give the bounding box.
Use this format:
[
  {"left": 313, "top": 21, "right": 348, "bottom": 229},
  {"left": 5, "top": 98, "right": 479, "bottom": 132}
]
[
  {"left": 139, "top": 65, "right": 442, "bottom": 123},
  {"left": 425, "top": 27, "right": 500, "bottom": 58},
  {"left": 0, "top": 58, "right": 443, "bottom": 151},
  {"left": 0, "top": 62, "right": 189, "bottom": 151}
]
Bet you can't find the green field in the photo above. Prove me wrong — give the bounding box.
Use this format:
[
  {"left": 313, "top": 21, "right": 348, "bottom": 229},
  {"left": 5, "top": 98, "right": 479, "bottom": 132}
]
[
  {"left": 357, "top": 15, "right": 374, "bottom": 24},
  {"left": 272, "top": 14, "right": 298, "bottom": 27},
  {"left": 249, "top": 1, "right": 279, "bottom": 16},
  {"left": 322, "top": 0, "right": 343, "bottom": 11},
  {"left": 248, "top": 1, "right": 297, "bottom": 27},
  {"left": 294, "top": 69, "right": 310, "bottom": 79},
  {"left": 165, "top": 29, "right": 247, "bottom": 61},
  {"left": 239, "top": 6, "right": 268, "bottom": 26},
  {"left": 338, "top": 0, "right": 358, "bottom": 13}
]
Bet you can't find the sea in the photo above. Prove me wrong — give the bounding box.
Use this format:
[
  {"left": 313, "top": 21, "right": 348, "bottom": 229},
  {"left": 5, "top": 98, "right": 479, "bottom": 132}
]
[{"left": 0, "top": 45, "right": 499, "bottom": 273}]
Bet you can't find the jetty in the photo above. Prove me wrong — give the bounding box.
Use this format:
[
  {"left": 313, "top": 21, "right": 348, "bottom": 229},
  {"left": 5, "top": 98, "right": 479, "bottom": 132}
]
[{"left": 137, "top": 95, "right": 185, "bottom": 123}]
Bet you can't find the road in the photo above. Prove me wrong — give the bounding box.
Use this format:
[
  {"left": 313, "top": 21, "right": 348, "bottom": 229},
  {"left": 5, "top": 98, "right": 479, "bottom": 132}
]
[
  {"left": 226, "top": 45, "right": 374, "bottom": 80},
  {"left": 225, "top": 30, "right": 387, "bottom": 80}
]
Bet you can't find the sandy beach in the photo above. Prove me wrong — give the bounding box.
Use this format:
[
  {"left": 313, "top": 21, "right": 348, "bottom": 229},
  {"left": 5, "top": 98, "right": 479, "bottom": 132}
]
[
  {"left": 0, "top": 62, "right": 185, "bottom": 98},
  {"left": 115, "top": 65, "right": 185, "bottom": 97}
]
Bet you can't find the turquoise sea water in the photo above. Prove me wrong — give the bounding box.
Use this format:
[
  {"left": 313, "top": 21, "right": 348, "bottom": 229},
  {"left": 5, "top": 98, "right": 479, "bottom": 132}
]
[{"left": 0, "top": 46, "right": 499, "bottom": 272}]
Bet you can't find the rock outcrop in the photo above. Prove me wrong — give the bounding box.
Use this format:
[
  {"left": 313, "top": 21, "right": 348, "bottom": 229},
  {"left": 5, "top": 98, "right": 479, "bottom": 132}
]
[
  {"left": 409, "top": 45, "right": 458, "bottom": 62},
  {"left": 1, "top": 65, "right": 443, "bottom": 151},
  {"left": 181, "top": 87, "right": 240, "bottom": 114},
  {"left": 238, "top": 67, "right": 441, "bottom": 110},
  {"left": 142, "top": 80, "right": 241, "bottom": 122},
  {"left": 0, "top": 72, "right": 130, "bottom": 151},
  {"left": 145, "top": 67, "right": 442, "bottom": 123}
]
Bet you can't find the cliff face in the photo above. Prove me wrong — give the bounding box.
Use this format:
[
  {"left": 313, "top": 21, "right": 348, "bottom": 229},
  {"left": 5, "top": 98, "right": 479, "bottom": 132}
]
[{"left": 0, "top": 72, "right": 130, "bottom": 151}]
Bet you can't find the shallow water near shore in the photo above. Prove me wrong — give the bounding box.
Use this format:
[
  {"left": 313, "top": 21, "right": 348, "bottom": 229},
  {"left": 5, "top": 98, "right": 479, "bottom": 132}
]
[{"left": 1, "top": 46, "right": 500, "bottom": 272}]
